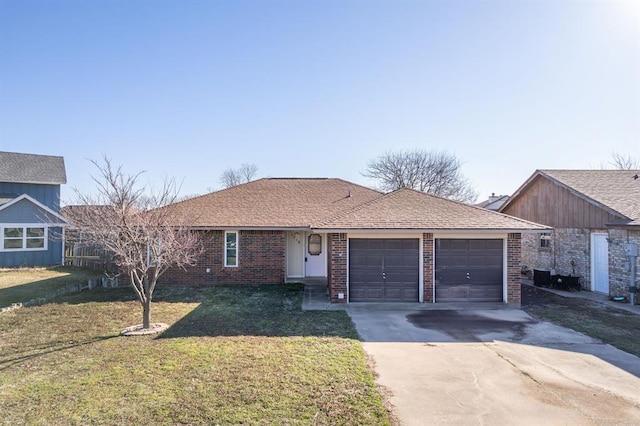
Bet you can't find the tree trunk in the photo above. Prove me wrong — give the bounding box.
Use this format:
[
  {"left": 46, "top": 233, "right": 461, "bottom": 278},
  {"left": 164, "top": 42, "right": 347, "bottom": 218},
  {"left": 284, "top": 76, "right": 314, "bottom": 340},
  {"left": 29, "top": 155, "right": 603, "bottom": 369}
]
[{"left": 142, "top": 299, "right": 151, "bottom": 329}]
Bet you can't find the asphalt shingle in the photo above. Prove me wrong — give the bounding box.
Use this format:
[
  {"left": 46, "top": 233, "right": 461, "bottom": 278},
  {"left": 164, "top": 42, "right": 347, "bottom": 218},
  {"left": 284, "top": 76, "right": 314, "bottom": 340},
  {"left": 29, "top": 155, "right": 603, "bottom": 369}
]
[
  {"left": 539, "top": 170, "right": 640, "bottom": 221},
  {"left": 165, "top": 178, "right": 382, "bottom": 228},
  {"left": 0, "top": 151, "right": 67, "bottom": 185},
  {"left": 315, "top": 188, "right": 549, "bottom": 231}
]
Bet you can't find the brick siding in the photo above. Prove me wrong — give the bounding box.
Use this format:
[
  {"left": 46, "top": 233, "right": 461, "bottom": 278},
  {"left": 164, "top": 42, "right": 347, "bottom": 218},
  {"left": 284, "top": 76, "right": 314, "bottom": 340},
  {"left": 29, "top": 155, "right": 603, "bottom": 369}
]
[
  {"left": 160, "top": 230, "right": 286, "bottom": 285},
  {"left": 507, "top": 233, "right": 522, "bottom": 304},
  {"left": 328, "top": 233, "right": 347, "bottom": 303},
  {"left": 423, "top": 233, "right": 434, "bottom": 303}
]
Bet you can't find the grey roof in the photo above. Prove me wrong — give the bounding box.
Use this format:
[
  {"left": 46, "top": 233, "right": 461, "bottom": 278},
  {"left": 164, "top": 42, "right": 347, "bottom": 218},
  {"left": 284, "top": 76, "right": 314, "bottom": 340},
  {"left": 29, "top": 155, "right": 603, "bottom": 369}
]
[
  {"left": 0, "top": 151, "right": 67, "bottom": 185},
  {"left": 501, "top": 169, "right": 640, "bottom": 226},
  {"left": 475, "top": 194, "right": 509, "bottom": 211}
]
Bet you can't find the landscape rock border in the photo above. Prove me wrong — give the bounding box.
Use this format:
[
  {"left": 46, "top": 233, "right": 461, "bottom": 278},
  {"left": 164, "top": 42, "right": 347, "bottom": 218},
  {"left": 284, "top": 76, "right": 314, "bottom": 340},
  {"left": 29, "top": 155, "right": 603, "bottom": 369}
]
[{"left": 121, "top": 323, "right": 169, "bottom": 336}]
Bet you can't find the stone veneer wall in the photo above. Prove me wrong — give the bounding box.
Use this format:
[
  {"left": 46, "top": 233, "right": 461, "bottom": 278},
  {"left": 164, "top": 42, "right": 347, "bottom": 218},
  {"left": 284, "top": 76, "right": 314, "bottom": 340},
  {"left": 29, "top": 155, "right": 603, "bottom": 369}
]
[
  {"left": 521, "top": 232, "right": 554, "bottom": 273},
  {"left": 521, "top": 228, "right": 595, "bottom": 289},
  {"left": 608, "top": 229, "right": 640, "bottom": 303}
]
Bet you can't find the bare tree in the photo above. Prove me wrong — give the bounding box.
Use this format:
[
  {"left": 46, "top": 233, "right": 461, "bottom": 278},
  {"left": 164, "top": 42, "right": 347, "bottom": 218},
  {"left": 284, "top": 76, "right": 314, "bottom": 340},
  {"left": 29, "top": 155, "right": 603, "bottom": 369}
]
[
  {"left": 220, "top": 163, "right": 259, "bottom": 188},
  {"left": 362, "top": 149, "right": 478, "bottom": 203},
  {"left": 609, "top": 151, "right": 640, "bottom": 170},
  {"left": 67, "top": 158, "right": 203, "bottom": 331}
]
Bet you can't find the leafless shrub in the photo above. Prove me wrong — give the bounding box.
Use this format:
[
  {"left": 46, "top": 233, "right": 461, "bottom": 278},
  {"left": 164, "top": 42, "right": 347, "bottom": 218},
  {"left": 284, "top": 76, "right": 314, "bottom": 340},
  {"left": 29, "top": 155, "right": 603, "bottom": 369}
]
[
  {"left": 362, "top": 149, "right": 478, "bottom": 203},
  {"left": 67, "top": 157, "right": 203, "bottom": 329},
  {"left": 220, "top": 163, "right": 258, "bottom": 188}
]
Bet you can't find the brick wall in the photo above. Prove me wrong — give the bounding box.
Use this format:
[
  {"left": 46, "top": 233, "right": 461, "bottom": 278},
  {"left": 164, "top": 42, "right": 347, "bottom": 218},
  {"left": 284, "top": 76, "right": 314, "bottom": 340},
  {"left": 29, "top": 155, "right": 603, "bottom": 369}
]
[
  {"left": 328, "top": 233, "right": 347, "bottom": 303},
  {"left": 160, "top": 230, "right": 286, "bottom": 285},
  {"left": 423, "top": 233, "right": 434, "bottom": 303},
  {"left": 507, "top": 233, "right": 522, "bottom": 304},
  {"left": 608, "top": 229, "right": 640, "bottom": 303},
  {"left": 521, "top": 228, "right": 593, "bottom": 289}
]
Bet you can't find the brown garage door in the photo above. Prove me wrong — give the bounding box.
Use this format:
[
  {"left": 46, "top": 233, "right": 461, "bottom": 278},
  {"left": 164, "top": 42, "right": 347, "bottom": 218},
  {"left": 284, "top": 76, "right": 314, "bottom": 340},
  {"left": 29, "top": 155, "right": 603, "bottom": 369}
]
[
  {"left": 435, "top": 239, "right": 503, "bottom": 302},
  {"left": 349, "top": 238, "right": 419, "bottom": 302}
]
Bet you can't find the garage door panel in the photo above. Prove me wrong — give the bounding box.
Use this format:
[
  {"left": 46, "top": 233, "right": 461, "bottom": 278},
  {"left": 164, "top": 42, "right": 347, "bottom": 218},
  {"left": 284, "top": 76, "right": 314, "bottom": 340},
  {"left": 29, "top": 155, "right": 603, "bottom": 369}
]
[
  {"left": 467, "top": 255, "right": 502, "bottom": 267},
  {"left": 349, "top": 288, "right": 366, "bottom": 300},
  {"left": 385, "top": 256, "right": 419, "bottom": 269},
  {"left": 436, "top": 239, "right": 504, "bottom": 303},
  {"left": 469, "top": 284, "right": 503, "bottom": 301},
  {"left": 349, "top": 238, "right": 419, "bottom": 303}
]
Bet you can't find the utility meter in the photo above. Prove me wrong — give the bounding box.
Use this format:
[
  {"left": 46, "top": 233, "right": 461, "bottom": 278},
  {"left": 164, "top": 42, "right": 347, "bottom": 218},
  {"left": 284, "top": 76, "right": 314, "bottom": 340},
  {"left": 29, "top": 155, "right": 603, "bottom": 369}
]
[{"left": 624, "top": 243, "right": 638, "bottom": 257}]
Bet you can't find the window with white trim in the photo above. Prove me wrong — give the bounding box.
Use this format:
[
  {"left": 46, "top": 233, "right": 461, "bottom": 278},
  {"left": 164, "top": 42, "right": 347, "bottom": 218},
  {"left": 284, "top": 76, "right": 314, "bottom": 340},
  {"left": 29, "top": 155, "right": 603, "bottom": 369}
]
[
  {"left": 2, "top": 226, "right": 47, "bottom": 251},
  {"left": 540, "top": 232, "right": 551, "bottom": 249},
  {"left": 224, "top": 231, "right": 238, "bottom": 267}
]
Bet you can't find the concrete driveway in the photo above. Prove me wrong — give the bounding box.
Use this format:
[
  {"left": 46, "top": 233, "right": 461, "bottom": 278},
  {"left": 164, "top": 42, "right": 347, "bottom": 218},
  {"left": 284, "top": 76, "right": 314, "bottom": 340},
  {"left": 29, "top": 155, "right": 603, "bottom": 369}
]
[{"left": 346, "top": 307, "right": 640, "bottom": 425}]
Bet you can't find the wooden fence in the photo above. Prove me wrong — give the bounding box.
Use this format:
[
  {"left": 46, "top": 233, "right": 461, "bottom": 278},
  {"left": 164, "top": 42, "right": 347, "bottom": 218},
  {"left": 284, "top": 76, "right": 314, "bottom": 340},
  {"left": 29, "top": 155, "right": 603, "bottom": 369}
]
[{"left": 64, "top": 242, "right": 116, "bottom": 273}]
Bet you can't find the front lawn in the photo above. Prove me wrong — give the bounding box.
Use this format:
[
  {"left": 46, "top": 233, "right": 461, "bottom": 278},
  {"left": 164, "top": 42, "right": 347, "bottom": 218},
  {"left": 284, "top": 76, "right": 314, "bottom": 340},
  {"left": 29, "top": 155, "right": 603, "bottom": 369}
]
[
  {"left": 0, "top": 267, "right": 104, "bottom": 308},
  {"left": 522, "top": 283, "right": 640, "bottom": 358},
  {"left": 0, "top": 284, "right": 390, "bottom": 425}
]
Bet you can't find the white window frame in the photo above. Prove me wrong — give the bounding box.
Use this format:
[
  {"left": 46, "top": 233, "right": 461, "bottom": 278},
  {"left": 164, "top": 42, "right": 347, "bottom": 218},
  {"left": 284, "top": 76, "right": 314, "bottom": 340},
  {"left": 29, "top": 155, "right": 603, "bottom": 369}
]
[
  {"left": 1, "top": 224, "right": 48, "bottom": 252},
  {"left": 540, "top": 232, "right": 552, "bottom": 249},
  {"left": 224, "top": 231, "right": 239, "bottom": 267}
]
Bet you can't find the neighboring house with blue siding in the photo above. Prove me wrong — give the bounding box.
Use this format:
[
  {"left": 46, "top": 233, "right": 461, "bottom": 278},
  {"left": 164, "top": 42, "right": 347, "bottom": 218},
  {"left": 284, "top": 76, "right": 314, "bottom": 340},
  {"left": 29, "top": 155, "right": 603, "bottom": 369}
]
[{"left": 0, "top": 151, "right": 68, "bottom": 267}]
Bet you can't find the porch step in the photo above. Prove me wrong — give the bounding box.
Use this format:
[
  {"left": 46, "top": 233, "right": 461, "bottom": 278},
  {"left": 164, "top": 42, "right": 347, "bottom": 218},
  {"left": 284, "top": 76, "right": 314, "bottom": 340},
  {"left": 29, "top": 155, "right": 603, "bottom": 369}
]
[
  {"left": 303, "top": 277, "right": 328, "bottom": 286},
  {"left": 303, "top": 281, "right": 330, "bottom": 309}
]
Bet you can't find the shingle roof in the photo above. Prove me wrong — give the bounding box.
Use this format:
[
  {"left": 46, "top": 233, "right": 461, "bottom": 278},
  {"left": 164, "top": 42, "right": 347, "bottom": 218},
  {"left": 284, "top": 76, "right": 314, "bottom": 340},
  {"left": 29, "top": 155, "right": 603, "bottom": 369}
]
[
  {"left": 315, "top": 188, "right": 548, "bottom": 231},
  {"left": 165, "top": 178, "right": 383, "bottom": 228},
  {"left": 475, "top": 195, "right": 509, "bottom": 211},
  {"left": 504, "top": 170, "right": 640, "bottom": 224},
  {"left": 0, "top": 151, "right": 67, "bottom": 184}
]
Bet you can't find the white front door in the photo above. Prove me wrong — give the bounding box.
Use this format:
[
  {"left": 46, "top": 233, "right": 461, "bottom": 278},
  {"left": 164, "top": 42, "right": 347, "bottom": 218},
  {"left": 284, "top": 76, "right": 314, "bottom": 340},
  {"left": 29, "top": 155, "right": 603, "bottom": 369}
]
[
  {"left": 305, "top": 233, "right": 326, "bottom": 277},
  {"left": 591, "top": 233, "right": 609, "bottom": 294},
  {"left": 286, "top": 232, "right": 304, "bottom": 278}
]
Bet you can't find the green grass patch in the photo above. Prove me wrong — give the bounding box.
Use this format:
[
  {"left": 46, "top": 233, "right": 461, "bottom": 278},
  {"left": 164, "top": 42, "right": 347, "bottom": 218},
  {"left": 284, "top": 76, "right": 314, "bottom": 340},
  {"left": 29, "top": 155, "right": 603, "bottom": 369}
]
[
  {"left": 0, "top": 267, "right": 104, "bottom": 308},
  {"left": 0, "top": 284, "right": 390, "bottom": 425},
  {"left": 522, "top": 284, "right": 640, "bottom": 358}
]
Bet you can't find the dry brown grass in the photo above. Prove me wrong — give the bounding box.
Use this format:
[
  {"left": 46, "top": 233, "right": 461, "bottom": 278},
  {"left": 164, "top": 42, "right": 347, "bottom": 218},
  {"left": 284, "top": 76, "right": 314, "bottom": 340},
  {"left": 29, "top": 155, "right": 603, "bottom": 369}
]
[{"left": 0, "top": 284, "right": 390, "bottom": 425}]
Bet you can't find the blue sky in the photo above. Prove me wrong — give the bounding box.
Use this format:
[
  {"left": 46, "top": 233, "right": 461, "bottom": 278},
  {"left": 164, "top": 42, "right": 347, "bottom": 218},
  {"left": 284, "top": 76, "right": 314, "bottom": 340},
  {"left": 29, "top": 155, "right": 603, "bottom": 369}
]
[{"left": 1, "top": 0, "right": 638, "bottom": 203}]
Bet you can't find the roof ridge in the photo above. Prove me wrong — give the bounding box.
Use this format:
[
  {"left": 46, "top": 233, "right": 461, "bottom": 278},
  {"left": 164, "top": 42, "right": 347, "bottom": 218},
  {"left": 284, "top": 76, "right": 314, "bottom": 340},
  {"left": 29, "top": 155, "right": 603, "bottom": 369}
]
[
  {"left": 0, "top": 151, "right": 65, "bottom": 160},
  {"left": 313, "top": 189, "right": 394, "bottom": 227},
  {"left": 167, "top": 178, "right": 269, "bottom": 207},
  {"left": 317, "top": 186, "right": 550, "bottom": 229}
]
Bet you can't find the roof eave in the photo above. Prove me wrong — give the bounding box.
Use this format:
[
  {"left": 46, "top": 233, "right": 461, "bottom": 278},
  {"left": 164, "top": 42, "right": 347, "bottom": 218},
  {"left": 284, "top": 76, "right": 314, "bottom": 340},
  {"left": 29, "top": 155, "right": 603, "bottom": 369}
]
[
  {"left": 0, "top": 179, "right": 66, "bottom": 185},
  {"left": 312, "top": 227, "right": 550, "bottom": 234},
  {"left": 188, "top": 226, "right": 312, "bottom": 231}
]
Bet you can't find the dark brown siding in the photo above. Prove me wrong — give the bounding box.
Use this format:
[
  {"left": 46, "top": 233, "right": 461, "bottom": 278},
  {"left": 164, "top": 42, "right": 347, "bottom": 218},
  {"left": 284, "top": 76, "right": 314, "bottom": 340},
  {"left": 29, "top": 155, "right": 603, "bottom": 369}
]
[
  {"left": 160, "top": 230, "right": 286, "bottom": 285},
  {"left": 503, "top": 176, "right": 622, "bottom": 228}
]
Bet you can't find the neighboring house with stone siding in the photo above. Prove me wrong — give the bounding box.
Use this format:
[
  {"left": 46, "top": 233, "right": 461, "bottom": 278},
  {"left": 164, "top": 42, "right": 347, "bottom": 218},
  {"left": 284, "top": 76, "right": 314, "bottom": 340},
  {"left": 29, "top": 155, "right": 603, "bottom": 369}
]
[
  {"left": 160, "top": 178, "right": 547, "bottom": 306},
  {"left": 500, "top": 169, "right": 640, "bottom": 302},
  {"left": 0, "top": 151, "right": 68, "bottom": 267}
]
